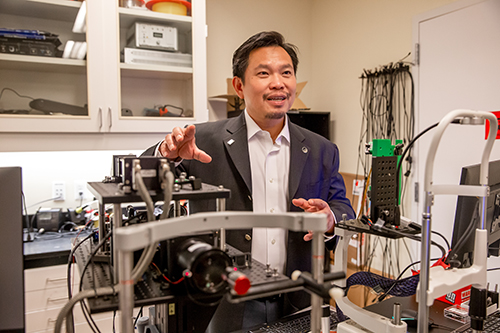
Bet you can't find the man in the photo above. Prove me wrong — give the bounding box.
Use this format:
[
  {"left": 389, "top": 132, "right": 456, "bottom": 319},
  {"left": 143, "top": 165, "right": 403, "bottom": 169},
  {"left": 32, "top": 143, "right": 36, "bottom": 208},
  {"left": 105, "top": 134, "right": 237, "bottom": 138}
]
[{"left": 143, "top": 31, "right": 355, "bottom": 331}]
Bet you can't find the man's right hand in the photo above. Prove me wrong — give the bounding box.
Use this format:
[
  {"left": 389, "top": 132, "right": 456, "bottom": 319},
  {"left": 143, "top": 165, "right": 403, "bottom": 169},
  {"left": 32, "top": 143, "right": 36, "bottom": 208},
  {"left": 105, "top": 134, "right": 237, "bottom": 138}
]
[{"left": 159, "top": 124, "right": 212, "bottom": 163}]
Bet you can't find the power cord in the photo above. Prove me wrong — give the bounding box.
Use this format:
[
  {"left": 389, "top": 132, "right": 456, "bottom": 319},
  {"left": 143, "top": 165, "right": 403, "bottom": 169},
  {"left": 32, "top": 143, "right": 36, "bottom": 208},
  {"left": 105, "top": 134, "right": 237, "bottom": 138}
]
[{"left": 377, "top": 257, "right": 442, "bottom": 302}]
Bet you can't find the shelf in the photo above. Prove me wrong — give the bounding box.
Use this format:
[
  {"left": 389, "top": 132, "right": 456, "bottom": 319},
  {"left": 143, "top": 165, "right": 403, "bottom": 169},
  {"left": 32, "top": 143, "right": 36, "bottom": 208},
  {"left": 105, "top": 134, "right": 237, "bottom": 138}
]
[
  {"left": 0, "top": 0, "right": 206, "bottom": 136},
  {"left": 118, "top": 115, "right": 194, "bottom": 121},
  {"left": 120, "top": 62, "right": 192, "bottom": 80},
  {"left": 0, "top": 0, "right": 81, "bottom": 22},
  {"left": 0, "top": 53, "right": 86, "bottom": 74},
  {"left": 119, "top": 7, "right": 192, "bottom": 35},
  {"left": 0, "top": 113, "right": 89, "bottom": 119}
]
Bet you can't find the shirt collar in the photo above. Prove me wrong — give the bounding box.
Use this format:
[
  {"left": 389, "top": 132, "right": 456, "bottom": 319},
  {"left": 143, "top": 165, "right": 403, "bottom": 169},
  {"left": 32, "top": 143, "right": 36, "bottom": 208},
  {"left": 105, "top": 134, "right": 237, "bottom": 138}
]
[{"left": 244, "top": 109, "right": 290, "bottom": 144}]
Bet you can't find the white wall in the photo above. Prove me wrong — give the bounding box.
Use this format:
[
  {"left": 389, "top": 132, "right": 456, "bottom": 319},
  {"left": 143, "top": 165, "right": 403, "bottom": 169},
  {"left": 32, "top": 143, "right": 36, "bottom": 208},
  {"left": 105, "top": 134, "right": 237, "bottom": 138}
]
[
  {"left": 206, "top": 0, "right": 314, "bottom": 119},
  {"left": 308, "top": 0, "right": 458, "bottom": 173},
  {"left": 0, "top": 150, "right": 142, "bottom": 215}
]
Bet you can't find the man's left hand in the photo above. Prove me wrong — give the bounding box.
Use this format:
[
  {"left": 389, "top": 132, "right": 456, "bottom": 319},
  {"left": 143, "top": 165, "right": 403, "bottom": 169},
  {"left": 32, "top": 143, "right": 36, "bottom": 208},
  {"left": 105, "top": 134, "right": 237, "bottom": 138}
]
[{"left": 292, "top": 198, "right": 335, "bottom": 241}]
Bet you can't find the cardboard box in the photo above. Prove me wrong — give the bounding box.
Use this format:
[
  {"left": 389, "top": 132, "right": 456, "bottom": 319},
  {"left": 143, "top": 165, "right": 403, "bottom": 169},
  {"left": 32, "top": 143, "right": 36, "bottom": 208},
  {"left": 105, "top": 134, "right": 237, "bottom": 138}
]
[
  {"left": 290, "top": 81, "right": 308, "bottom": 110},
  {"left": 211, "top": 79, "right": 245, "bottom": 115}
]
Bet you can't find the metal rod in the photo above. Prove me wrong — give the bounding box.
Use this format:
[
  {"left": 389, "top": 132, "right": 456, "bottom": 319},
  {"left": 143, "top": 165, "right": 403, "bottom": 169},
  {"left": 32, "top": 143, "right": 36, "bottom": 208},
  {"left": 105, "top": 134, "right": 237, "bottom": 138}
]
[
  {"left": 217, "top": 186, "right": 226, "bottom": 251},
  {"left": 418, "top": 206, "right": 431, "bottom": 333},
  {"left": 310, "top": 232, "right": 325, "bottom": 333},
  {"left": 392, "top": 302, "right": 401, "bottom": 325},
  {"left": 98, "top": 202, "right": 105, "bottom": 248},
  {"left": 173, "top": 200, "right": 181, "bottom": 217},
  {"left": 113, "top": 203, "right": 122, "bottom": 284},
  {"left": 119, "top": 250, "right": 134, "bottom": 333}
]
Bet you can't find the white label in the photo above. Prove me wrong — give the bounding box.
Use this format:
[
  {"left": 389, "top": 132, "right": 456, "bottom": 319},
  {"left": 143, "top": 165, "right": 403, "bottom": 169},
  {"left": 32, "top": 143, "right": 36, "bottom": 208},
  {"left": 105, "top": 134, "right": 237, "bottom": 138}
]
[{"left": 352, "top": 179, "right": 365, "bottom": 196}]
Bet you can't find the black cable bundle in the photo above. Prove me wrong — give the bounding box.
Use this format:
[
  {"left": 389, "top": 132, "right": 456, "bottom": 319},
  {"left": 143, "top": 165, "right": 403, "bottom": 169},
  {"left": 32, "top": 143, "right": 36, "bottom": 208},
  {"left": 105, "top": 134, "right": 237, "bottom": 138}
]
[
  {"left": 357, "top": 60, "right": 415, "bottom": 203},
  {"left": 356, "top": 58, "right": 415, "bottom": 286}
]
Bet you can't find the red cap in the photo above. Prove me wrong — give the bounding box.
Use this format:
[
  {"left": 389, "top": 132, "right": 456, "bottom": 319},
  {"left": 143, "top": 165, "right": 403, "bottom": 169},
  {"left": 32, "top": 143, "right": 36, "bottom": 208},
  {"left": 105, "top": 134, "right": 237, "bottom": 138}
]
[{"left": 233, "top": 275, "right": 251, "bottom": 295}]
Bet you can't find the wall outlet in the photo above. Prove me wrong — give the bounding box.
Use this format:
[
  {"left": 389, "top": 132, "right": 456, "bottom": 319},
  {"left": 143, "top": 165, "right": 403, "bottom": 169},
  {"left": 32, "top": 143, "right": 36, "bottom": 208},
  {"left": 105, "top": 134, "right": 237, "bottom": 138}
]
[
  {"left": 52, "top": 181, "right": 65, "bottom": 201},
  {"left": 74, "top": 180, "right": 87, "bottom": 200}
]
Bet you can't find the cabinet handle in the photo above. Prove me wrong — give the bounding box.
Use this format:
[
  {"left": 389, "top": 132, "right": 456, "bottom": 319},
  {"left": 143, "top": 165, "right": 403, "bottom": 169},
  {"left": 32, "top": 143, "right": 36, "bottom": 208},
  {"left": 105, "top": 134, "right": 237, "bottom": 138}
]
[
  {"left": 108, "top": 107, "right": 112, "bottom": 129},
  {"left": 46, "top": 277, "right": 66, "bottom": 283},
  {"left": 47, "top": 296, "right": 68, "bottom": 302},
  {"left": 98, "top": 107, "right": 103, "bottom": 130}
]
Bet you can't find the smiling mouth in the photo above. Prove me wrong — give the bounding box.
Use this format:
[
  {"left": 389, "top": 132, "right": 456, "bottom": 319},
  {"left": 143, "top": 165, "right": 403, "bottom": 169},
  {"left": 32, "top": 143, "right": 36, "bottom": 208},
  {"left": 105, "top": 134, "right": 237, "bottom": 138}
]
[{"left": 264, "top": 93, "right": 290, "bottom": 101}]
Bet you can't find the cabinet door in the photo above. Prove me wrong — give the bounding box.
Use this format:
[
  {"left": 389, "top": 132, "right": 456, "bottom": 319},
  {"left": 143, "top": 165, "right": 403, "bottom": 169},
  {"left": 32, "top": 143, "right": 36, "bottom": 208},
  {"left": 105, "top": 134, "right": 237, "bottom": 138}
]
[
  {"left": 104, "top": 0, "right": 208, "bottom": 133},
  {"left": 0, "top": 0, "right": 102, "bottom": 133}
]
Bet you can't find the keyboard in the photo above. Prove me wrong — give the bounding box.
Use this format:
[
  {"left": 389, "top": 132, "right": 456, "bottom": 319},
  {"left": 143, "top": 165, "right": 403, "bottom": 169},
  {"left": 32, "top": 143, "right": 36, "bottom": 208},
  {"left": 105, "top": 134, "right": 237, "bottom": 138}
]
[
  {"left": 453, "top": 311, "right": 500, "bottom": 332},
  {"left": 235, "top": 307, "right": 339, "bottom": 333}
]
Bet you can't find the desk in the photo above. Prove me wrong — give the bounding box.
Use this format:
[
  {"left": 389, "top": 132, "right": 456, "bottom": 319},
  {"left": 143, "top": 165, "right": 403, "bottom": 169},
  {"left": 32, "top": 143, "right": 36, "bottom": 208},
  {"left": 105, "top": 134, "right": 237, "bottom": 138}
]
[
  {"left": 23, "top": 229, "right": 93, "bottom": 269},
  {"left": 365, "top": 295, "right": 464, "bottom": 332}
]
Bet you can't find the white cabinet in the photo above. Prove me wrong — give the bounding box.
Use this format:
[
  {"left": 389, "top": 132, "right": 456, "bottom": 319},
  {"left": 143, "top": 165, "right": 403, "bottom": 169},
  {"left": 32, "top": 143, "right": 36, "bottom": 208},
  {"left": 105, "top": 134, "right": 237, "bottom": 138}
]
[
  {"left": 23, "top": 264, "right": 102, "bottom": 333},
  {"left": 24, "top": 264, "right": 141, "bottom": 333},
  {"left": 0, "top": 0, "right": 96, "bottom": 133},
  {"left": 0, "top": 0, "right": 208, "bottom": 134}
]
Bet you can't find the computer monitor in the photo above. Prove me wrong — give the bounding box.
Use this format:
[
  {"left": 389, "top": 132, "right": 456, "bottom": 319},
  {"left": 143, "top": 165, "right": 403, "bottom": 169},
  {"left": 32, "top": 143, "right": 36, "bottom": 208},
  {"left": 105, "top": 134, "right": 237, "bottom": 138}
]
[
  {"left": 287, "top": 111, "right": 331, "bottom": 140},
  {"left": 0, "top": 167, "right": 25, "bottom": 332},
  {"left": 447, "top": 159, "right": 500, "bottom": 268}
]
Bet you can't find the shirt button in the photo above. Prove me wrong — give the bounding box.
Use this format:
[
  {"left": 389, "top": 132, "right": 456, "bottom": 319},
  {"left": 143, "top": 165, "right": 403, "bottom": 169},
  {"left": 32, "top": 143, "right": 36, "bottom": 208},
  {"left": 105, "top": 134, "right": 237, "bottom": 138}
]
[
  {"left": 271, "top": 239, "right": 276, "bottom": 245},
  {"left": 270, "top": 208, "right": 274, "bottom": 213},
  {"left": 269, "top": 178, "right": 273, "bottom": 183}
]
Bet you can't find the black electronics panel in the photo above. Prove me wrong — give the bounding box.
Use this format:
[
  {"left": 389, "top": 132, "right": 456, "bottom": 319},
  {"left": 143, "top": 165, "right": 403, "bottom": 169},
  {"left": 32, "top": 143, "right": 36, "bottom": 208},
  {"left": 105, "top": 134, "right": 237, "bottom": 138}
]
[{"left": 287, "top": 111, "right": 331, "bottom": 140}]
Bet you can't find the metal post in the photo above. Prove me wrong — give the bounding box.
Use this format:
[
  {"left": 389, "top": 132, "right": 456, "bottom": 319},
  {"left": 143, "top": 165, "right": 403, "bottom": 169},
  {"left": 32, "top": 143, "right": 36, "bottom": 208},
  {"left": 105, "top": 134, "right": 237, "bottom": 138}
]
[
  {"left": 155, "top": 303, "right": 167, "bottom": 333},
  {"left": 98, "top": 202, "right": 106, "bottom": 248},
  {"left": 310, "top": 232, "right": 324, "bottom": 333},
  {"left": 392, "top": 303, "right": 401, "bottom": 325},
  {"left": 217, "top": 185, "right": 226, "bottom": 251},
  {"left": 418, "top": 194, "right": 432, "bottom": 333},
  {"left": 173, "top": 200, "right": 181, "bottom": 217},
  {"left": 119, "top": 249, "right": 134, "bottom": 333},
  {"left": 113, "top": 203, "right": 122, "bottom": 284}
]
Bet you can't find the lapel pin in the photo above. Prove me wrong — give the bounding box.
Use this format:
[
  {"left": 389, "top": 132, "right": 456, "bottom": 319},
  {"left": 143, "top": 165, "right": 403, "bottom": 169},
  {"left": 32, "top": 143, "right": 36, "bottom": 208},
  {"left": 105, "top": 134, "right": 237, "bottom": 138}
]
[
  {"left": 227, "top": 139, "right": 235, "bottom": 145},
  {"left": 302, "top": 146, "right": 308, "bottom": 153}
]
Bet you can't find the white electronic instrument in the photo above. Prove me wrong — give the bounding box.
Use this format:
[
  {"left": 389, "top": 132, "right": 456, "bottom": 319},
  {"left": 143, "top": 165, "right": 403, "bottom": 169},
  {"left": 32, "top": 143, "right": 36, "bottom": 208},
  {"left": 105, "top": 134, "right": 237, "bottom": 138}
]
[{"left": 126, "top": 22, "right": 177, "bottom": 51}]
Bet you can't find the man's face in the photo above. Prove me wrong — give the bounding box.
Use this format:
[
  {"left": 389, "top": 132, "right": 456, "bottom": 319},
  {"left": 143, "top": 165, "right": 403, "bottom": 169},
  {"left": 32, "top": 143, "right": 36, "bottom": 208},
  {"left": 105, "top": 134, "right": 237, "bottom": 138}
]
[{"left": 233, "top": 46, "right": 296, "bottom": 126}]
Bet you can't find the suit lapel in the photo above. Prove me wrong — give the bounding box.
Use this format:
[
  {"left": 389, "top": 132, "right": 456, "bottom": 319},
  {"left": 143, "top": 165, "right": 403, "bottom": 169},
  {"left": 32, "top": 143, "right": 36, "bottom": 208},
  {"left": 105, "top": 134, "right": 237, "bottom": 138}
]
[
  {"left": 221, "top": 115, "right": 309, "bottom": 201},
  {"left": 288, "top": 122, "right": 309, "bottom": 203},
  {"left": 223, "top": 114, "right": 252, "bottom": 193}
]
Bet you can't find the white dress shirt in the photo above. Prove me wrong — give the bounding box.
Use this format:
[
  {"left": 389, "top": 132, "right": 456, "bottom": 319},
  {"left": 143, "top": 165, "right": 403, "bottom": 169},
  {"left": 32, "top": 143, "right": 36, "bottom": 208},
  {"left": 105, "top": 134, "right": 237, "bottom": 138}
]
[{"left": 245, "top": 110, "right": 290, "bottom": 274}]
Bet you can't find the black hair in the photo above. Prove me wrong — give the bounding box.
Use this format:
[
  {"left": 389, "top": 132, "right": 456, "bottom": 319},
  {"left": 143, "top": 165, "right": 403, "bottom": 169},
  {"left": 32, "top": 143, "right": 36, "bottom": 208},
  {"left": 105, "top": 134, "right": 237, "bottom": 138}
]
[{"left": 232, "top": 31, "right": 299, "bottom": 83}]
